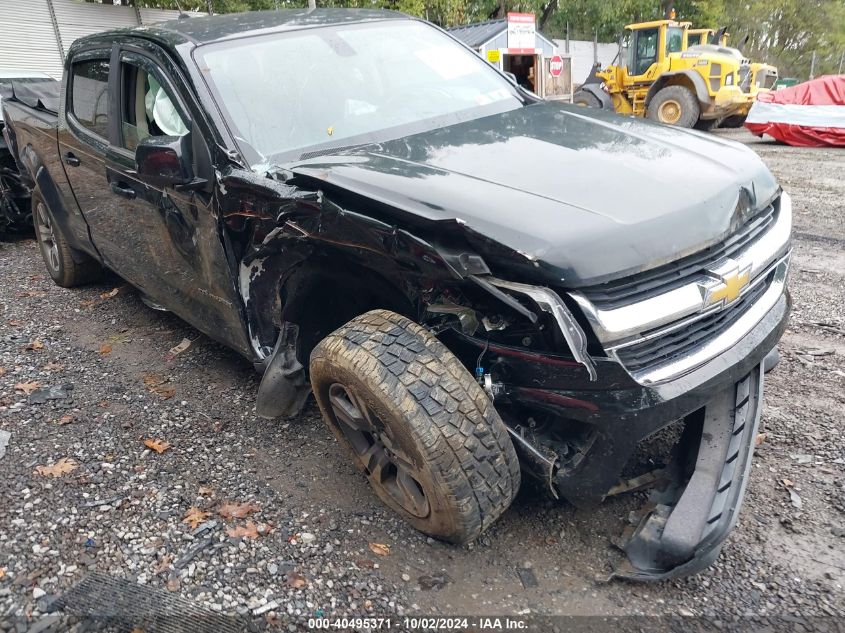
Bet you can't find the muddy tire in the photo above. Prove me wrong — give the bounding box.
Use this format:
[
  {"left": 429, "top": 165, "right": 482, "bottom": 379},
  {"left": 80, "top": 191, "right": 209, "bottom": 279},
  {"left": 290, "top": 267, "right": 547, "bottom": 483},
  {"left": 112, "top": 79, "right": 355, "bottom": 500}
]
[
  {"left": 573, "top": 90, "right": 602, "bottom": 108},
  {"left": 310, "top": 309, "right": 521, "bottom": 544},
  {"left": 32, "top": 191, "right": 102, "bottom": 287},
  {"left": 647, "top": 86, "right": 700, "bottom": 128}
]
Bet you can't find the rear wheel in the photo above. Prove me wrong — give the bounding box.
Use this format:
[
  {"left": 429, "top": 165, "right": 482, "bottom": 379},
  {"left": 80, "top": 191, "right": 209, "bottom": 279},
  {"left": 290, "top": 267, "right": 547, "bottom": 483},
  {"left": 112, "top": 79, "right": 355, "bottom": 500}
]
[
  {"left": 573, "top": 90, "right": 602, "bottom": 108},
  {"left": 32, "top": 191, "right": 102, "bottom": 287},
  {"left": 647, "top": 86, "right": 700, "bottom": 128},
  {"left": 310, "top": 309, "right": 521, "bottom": 544}
]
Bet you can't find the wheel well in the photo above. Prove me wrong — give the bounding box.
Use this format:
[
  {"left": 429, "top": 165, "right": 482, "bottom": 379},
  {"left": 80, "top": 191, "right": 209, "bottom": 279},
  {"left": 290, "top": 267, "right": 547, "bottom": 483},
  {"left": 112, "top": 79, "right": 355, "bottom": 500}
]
[
  {"left": 646, "top": 73, "right": 707, "bottom": 107},
  {"left": 280, "top": 258, "right": 416, "bottom": 364}
]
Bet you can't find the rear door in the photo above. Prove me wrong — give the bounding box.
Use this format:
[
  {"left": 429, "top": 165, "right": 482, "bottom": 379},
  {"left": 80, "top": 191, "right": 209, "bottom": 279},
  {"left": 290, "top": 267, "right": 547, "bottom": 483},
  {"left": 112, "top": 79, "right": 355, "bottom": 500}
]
[{"left": 59, "top": 48, "right": 115, "bottom": 247}]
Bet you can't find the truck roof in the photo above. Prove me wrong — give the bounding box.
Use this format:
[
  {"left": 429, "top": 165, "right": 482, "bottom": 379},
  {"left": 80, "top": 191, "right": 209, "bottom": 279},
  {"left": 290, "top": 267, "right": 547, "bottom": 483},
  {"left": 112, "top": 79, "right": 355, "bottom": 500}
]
[{"left": 132, "top": 8, "right": 406, "bottom": 47}]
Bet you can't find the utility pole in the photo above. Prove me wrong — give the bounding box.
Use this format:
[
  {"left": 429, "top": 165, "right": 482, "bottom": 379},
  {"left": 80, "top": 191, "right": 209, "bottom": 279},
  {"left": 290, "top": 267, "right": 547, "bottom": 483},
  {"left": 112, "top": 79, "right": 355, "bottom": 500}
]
[
  {"left": 205, "top": 0, "right": 213, "bottom": 15},
  {"left": 809, "top": 51, "right": 816, "bottom": 79},
  {"left": 839, "top": 51, "right": 844, "bottom": 75},
  {"left": 308, "top": 0, "right": 316, "bottom": 9}
]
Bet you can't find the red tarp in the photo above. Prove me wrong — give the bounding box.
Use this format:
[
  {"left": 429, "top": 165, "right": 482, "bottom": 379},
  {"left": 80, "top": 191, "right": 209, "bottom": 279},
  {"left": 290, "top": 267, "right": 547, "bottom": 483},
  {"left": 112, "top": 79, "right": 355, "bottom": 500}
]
[{"left": 744, "top": 75, "right": 845, "bottom": 147}]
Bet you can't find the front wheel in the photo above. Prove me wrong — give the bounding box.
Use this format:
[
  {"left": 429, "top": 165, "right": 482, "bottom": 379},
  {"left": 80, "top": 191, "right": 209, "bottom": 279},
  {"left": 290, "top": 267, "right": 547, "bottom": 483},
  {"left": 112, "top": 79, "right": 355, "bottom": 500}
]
[
  {"left": 573, "top": 89, "right": 602, "bottom": 108},
  {"left": 310, "top": 310, "right": 521, "bottom": 544},
  {"left": 647, "top": 86, "right": 700, "bottom": 128}
]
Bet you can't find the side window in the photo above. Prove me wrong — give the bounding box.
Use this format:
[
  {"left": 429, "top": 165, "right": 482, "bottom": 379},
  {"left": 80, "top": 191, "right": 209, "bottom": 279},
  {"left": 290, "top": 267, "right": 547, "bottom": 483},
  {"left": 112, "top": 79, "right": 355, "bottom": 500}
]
[
  {"left": 666, "top": 28, "right": 684, "bottom": 54},
  {"left": 120, "top": 61, "right": 188, "bottom": 152},
  {"left": 634, "top": 29, "right": 659, "bottom": 75},
  {"left": 71, "top": 59, "right": 110, "bottom": 138}
]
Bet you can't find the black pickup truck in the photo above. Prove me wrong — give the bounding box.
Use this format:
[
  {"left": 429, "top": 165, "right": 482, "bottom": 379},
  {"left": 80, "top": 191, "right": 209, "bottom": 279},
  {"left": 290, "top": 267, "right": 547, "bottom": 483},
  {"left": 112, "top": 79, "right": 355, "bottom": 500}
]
[{"left": 2, "top": 9, "right": 791, "bottom": 580}]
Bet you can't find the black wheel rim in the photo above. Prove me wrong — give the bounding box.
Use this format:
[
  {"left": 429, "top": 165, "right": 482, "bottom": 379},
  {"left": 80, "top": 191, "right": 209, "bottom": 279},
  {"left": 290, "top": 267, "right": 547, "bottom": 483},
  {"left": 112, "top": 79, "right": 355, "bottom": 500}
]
[
  {"left": 328, "top": 382, "right": 430, "bottom": 518},
  {"left": 35, "top": 201, "right": 60, "bottom": 273}
]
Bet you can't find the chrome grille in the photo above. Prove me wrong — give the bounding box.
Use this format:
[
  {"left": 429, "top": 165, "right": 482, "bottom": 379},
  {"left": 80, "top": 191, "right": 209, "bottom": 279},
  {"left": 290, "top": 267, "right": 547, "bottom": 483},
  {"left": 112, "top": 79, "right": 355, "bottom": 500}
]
[
  {"left": 615, "top": 272, "right": 771, "bottom": 373},
  {"left": 580, "top": 203, "right": 777, "bottom": 310},
  {"left": 569, "top": 192, "right": 793, "bottom": 385}
]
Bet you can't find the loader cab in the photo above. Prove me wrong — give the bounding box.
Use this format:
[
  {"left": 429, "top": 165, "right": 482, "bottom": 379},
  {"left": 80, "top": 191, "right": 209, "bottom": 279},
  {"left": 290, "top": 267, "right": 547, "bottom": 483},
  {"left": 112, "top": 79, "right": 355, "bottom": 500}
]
[
  {"left": 622, "top": 20, "right": 689, "bottom": 80},
  {"left": 687, "top": 28, "right": 729, "bottom": 47}
]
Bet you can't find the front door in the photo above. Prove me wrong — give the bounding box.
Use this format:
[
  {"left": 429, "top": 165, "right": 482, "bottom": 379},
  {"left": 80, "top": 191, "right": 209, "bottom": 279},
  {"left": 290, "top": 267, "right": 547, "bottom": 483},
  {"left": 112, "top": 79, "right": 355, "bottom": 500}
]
[{"left": 86, "top": 46, "right": 252, "bottom": 357}]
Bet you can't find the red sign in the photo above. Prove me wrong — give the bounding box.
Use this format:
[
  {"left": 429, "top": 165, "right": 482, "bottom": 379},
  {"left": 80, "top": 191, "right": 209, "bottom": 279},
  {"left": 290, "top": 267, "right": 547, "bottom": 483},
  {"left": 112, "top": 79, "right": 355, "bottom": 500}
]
[
  {"left": 507, "top": 12, "right": 536, "bottom": 55},
  {"left": 549, "top": 55, "right": 564, "bottom": 77}
]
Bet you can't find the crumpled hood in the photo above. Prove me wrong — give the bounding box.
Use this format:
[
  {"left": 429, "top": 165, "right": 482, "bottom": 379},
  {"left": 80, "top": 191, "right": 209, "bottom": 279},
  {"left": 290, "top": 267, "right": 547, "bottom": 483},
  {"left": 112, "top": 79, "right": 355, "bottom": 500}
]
[{"left": 290, "top": 101, "right": 779, "bottom": 286}]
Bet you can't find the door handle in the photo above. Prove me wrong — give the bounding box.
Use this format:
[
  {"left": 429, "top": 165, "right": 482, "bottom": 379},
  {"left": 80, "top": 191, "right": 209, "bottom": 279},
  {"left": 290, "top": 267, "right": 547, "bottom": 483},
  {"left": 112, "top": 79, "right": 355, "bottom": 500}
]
[
  {"left": 109, "top": 181, "right": 137, "bottom": 200},
  {"left": 63, "top": 152, "right": 80, "bottom": 167}
]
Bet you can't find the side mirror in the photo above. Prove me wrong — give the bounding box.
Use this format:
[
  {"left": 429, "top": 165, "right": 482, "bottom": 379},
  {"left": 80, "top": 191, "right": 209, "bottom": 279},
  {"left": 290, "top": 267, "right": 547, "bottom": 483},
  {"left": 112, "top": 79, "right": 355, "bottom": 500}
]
[{"left": 135, "top": 135, "right": 193, "bottom": 188}]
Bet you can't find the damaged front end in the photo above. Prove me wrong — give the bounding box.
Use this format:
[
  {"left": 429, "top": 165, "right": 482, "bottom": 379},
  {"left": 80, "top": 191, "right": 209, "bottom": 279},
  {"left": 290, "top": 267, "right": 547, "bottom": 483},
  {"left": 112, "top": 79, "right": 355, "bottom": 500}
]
[{"left": 218, "top": 155, "right": 791, "bottom": 581}]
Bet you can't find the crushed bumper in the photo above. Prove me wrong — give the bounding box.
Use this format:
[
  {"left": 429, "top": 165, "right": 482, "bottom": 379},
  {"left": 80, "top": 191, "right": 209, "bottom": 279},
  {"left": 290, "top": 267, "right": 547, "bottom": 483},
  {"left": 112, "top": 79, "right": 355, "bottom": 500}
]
[
  {"left": 440, "top": 288, "right": 789, "bottom": 580},
  {"left": 613, "top": 364, "right": 764, "bottom": 580}
]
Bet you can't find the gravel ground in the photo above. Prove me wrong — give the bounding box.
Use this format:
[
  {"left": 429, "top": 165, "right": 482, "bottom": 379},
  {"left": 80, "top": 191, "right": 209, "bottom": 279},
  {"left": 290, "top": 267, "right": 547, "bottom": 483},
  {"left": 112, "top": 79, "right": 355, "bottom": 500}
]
[{"left": 1, "top": 129, "right": 843, "bottom": 631}]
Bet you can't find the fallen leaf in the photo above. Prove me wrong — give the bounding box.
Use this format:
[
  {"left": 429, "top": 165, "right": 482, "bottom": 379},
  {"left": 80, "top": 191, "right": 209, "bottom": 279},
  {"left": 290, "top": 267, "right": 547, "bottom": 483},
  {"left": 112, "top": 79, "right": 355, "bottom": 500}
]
[
  {"left": 0, "top": 368, "right": 5, "bottom": 377},
  {"left": 80, "top": 299, "right": 97, "bottom": 308},
  {"left": 218, "top": 501, "right": 260, "bottom": 520},
  {"left": 35, "top": 457, "right": 79, "bottom": 477},
  {"left": 99, "top": 343, "right": 112, "bottom": 355},
  {"left": 142, "top": 372, "right": 166, "bottom": 387},
  {"left": 368, "top": 542, "right": 390, "bottom": 557},
  {"left": 182, "top": 507, "right": 209, "bottom": 530},
  {"left": 198, "top": 485, "right": 214, "bottom": 496},
  {"left": 7, "top": 320, "right": 23, "bottom": 327},
  {"left": 100, "top": 287, "right": 121, "bottom": 299},
  {"left": 14, "top": 381, "right": 41, "bottom": 395},
  {"left": 153, "top": 554, "right": 172, "bottom": 575},
  {"left": 142, "top": 373, "right": 176, "bottom": 399},
  {"left": 56, "top": 415, "right": 74, "bottom": 426},
  {"left": 166, "top": 576, "right": 181, "bottom": 592},
  {"left": 42, "top": 362, "right": 64, "bottom": 371},
  {"left": 0, "top": 568, "right": 5, "bottom": 579},
  {"left": 782, "top": 478, "right": 794, "bottom": 488},
  {"left": 285, "top": 572, "right": 307, "bottom": 588},
  {"left": 17, "top": 290, "right": 44, "bottom": 298},
  {"left": 143, "top": 438, "right": 171, "bottom": 454},
  {"left": 152, "top": 385, "right": 176, "bottom": 400},
  {"left": 131, "top": 628, "right": 145, "bottom": 633},
  {"left": 226, "top": 521, "right": 261, "bottom": 539},
  {"left": 98, "top": 400, "right": 110, "bottom": 408},
  {"left": 167, "top": 338, "right": 192, "bottom": 358},
  {"left": 25, "top": 340, "right": 44, "bottom": 351},
  {"left": 355, "top": 558, "right": 375, "bottom": 569},
  {"left": 755, "top": 433, "right": 767, "bottom": 446}
]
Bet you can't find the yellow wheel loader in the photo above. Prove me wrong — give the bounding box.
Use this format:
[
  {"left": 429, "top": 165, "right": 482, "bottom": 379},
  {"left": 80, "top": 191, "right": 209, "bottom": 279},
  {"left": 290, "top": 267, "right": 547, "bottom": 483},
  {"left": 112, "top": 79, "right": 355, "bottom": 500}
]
[
  {"left": 574, "top": 20, "right": 753, "bottom": 129},
  {"left": 682, "top": 27, "right": 779, "bottom": 127}
]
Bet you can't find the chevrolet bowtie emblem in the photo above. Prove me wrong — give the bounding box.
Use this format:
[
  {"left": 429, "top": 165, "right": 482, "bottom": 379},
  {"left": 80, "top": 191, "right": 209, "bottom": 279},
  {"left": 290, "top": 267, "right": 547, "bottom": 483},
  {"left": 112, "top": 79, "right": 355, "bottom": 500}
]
[{"left": 701, "top": 261, "right": 752, "bottom": 308}]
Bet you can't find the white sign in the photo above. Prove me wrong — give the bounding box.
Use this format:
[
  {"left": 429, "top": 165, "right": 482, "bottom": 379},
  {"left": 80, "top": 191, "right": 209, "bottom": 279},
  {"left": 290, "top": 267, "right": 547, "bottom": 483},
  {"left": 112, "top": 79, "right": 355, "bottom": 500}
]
[{"left": 507, "top": 12, "right": 536, "bottom": 54}]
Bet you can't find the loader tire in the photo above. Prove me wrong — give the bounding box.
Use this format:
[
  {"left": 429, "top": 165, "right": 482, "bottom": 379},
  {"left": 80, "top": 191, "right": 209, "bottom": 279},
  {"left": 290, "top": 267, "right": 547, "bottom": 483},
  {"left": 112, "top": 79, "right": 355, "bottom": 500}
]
[
  {"left": 647, "top": 86, "right": 700, "bottom": 128},
  {"left": 32, "top": 191, "right": 102, "bottom": 287},
  {"left": 310, "top": 309, "right": 521, "bottom": 544},
  {"left": 573, "top": 90, "right": 602, "bottom": 108}
]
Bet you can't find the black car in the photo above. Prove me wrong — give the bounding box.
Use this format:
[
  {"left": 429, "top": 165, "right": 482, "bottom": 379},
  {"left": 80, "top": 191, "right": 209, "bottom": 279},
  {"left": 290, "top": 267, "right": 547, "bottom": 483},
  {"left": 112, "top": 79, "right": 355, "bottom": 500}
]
[{"left": 1, "top": 9, "right": 791, "bottom": 580}]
